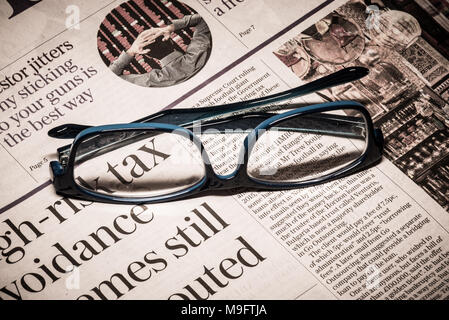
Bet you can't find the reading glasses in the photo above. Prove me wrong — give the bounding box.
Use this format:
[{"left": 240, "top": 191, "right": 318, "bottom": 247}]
[{"left": 48, "top": 67, "right": 384, "bottom": 204}]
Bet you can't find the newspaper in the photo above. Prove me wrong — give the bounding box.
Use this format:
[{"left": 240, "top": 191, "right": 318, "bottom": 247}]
[{"left": 0, "top": 0, "right": 448, "bottom": 300}]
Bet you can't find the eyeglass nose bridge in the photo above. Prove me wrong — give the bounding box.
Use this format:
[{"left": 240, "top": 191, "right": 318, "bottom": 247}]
[
  {"left": 200, "top": 141, "right": 250, "bottom": 187},
  {"left": 197, "top": 124, "right": 281, "bottom": 188},
  {"left": 204, "top": 168, "right": 251, "bottom": 191}
]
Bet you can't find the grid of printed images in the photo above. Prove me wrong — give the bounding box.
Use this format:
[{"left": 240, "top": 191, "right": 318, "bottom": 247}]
[{"left": 274, "top": 0, "right": 449, "bottom": 210}]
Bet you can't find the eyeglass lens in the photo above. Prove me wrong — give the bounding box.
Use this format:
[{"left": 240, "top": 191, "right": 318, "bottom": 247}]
[
  {"left": 73, "top": 130, "right": 206, "bottom": 198},
  {"left": 247, "top": 109, "right": 368, "bottom": 183}
]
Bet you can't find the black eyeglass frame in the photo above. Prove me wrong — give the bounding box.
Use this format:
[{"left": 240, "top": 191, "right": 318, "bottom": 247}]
[{"left": 48, "top": 67, "right": 384, "bottom": 204}]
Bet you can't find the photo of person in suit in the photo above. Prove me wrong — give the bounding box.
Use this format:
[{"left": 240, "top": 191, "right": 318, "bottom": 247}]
[{"left": 97, "top": 1, "right": 212, "bottom": 88}]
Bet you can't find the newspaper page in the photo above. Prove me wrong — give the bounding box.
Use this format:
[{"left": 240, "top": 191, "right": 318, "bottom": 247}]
[{"left": 0, "top": 0, "right": 448, "bottom": 301}]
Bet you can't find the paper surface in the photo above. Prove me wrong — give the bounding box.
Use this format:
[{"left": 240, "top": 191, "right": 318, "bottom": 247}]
[{"left": 0, "top": 0, "right": 448, "bottom": 300}]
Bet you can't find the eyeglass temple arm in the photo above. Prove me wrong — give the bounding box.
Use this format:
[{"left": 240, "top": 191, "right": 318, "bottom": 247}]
[
  {"left": 137, "top": 66, "right": 368, "bottom": 125},
  {"left": 49, "top": 67, "right": 368, "bottom": 158},
  {"left": 196, "top": 112, "right": 366, "bottom": 138},
  {"left": 72, "top": 112, "right": 366, "bottom": 166},
  {"left": 63, "top": 111, "right": 368, "bottom": 167},
  {"left": 51, "top": 109, "right": 365, "bottom": 156},
  {"left": 49, "top": 67, "right": 368, "bottom": 140}
]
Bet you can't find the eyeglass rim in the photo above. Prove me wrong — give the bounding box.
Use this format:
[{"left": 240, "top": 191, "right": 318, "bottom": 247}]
[{"left": 50, "top": 100, "right": 383, "bottom": 204}]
